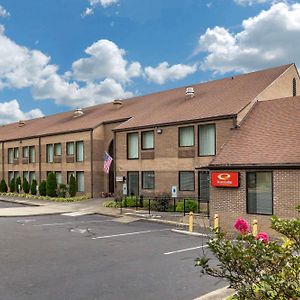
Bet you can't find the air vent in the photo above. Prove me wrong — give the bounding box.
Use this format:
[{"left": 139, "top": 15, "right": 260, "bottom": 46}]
[
  {"left": 185, "top": 86, "right": 195, "bottom": 99},
  {"left": 113, "top": 99, "right": 123, "bottom": 109},
  {"left": 73, "top": 108, "right": 84, "bottom": 118},
  {"left": 18, "top": 120, "right": 26, "bottom": 127}
]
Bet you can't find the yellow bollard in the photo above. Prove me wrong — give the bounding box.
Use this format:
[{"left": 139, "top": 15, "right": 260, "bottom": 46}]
[
  {"left": 189, "top": 212, "right": 194, "bottom": 232},
  {"left": 214, "top": 214, "right": 219, "bottom": 232},
  {"left": 252, "top": 219, "right": 258, "bottom": 237}
]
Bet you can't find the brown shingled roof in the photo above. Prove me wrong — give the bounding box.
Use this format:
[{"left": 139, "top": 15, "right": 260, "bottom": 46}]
[
  {"left": 0, "top": 64, "right": 292, "bottom": 141},
  {"left": 209, "top": 96, "right": 300, "bottom": 167}
]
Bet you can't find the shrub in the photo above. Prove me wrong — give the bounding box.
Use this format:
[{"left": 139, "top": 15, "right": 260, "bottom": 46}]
[
  {"left": 69, "top": 174, "right": 77, "bottom": 197},
  {"left": 123, "top": 196, "right": 138, "bottom": 207},
  {"left": 0, "top": 178, "right": 8, "bottom": 193},
  {"left": 15, "top": 176, "right": 22, "bottom": 193},
  {"left": 176, "top": 199, "right": 197, "bottom": 213},
  {"left": 39, "top": 180, "right": 47, "bottom": 196},
  {"left": 57, "top": 183, "right": 67, "bottom": 198},
  {"left": 31, "top": 179, "right": 37, "bottom": 195},
  {"left": 9, "top": 178, "right": 16, "bottom": 193},
  {"left": 23, "top": 178, "right": 30, "bottom": 194},
  {"left": 196, "top": 213, "right": 300, "bottom": 300},
  {"left": 46, "top": 172, "right": 57, "bottom": 197}
]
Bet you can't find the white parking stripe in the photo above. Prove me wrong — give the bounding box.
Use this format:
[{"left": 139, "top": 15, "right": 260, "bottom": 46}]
[
  {"left": 163, "top": 245, "right": 208, "bottom": 255},
  {"left": 92, "top": 228, "right": 170, "bottom": 240},
  {"left": 33, "top": 219, "right": 113, "bottom": 227}
]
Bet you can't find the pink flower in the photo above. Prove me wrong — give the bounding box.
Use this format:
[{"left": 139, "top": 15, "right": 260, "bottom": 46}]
[
  {"left": 234, "top": 217, "right": 250, "bottom": 234},
  {"left": 256, "top": 232, "right": 269, "bottom": 244}
]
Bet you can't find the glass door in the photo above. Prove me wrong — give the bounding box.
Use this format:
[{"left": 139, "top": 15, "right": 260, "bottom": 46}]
[{"left": 127, "top": 172, "right": 139, "bottom": 196}]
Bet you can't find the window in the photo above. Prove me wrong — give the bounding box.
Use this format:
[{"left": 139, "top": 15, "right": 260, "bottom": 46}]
[
  {"left": 179, "top": 171, "right": 195, "bottom": 191},
  {"left": 199, "top": 124, "right": 216, "bottom": 156},
  {"left": 14, "top": 171, "right": 19, "bottom": 179},
  {"left": 76, "top": 141, "right": 84, "bottom": 162},
  {"left": 247, "top": 172, "right": 273, "bottom": 215},
  {"left": 29, "top": 146, "right": 35, "bottom": 163},
  {"left": 142, "top": 131, "right": 154, "bottom": 150},
  {"left": 23, "top": 146, "right": 29, "bottom": 158},
  {"left": 67, "top": 171, "right": 75, "bottom": 184},
  {"left": 76, "top": 171, "right": 84, "bottom": 192},
  {"left": 66, "top": 142, "right": 75, "bottom": 156},
  {"left": 199, "top": 171, "right": 210, "bottom": 202},
  {"left": 54, "top": 143, "right": 62, "bottom": 156},
  {"left": 127, "top": 171, "right": 139, "bottom": 196},
  {"left": 142, "top": 171, "right": 155, "bottom": 189},
  {"left": 46, "top": 144, "right": 54, "bottom": 163},
  {"left": 293, "top": 77, "right": 297, "bottom": 96},
  {"left": 8, "top": 171, "right": 14, "bottom": 183},
  {"left": 29, "top": 171, "right": 36, "bottom": 184},
  {"left": 55, "top": 172, "right": 62, "bottom": 184},
  {"left": 23, "top": 171, "right": 29, "bottom": 182},
  {"left": 179, "top": 126, "right": 194, "bottom": 147},
  {"left": 127, "top": 132, "right": 139, "bottom": 159},
  {"left": 8, "top": 148, "right": 13, "bottom": 164},
  {"left": 14, "top": 147, "right": 19, "bottom": 159}
]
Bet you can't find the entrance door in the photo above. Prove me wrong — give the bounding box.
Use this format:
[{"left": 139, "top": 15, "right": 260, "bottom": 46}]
[
  {"left": 198, "top": 171, "right": 210, "bottom": 202},
  {"left": 108, "top": 140, "right": 114, "bottom": 194},
  {"left": 127, "top": 172, "right": 139, "bottom": 196}
]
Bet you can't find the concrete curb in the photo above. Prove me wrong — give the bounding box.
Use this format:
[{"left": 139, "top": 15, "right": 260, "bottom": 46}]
[{"left": 194, "top": 286, "right": 235, "bottom": 300}]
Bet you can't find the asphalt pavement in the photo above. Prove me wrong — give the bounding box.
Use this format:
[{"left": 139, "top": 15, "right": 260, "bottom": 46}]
[{"left": 0, "top": 214, "right": 225, "bottom": 300}]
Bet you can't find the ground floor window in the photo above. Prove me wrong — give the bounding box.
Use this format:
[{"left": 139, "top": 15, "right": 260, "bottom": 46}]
[
  {"left": 199, "top": 171, "right": 210, "bottom": 202},
  {"left": 142, "top": 171, "right": 155, "bottom": 189},
  {"left": 76, "top": 171, "right": 84, "bottom": 192},
  {"left": 29, "top": 171, "right": 36, "bottom": 184},
  {"left": 246, "top": 171, "right": 273, "bottom": 215},
  {"left": 179, "top": 171, "right": 195, "bottom": 191},
  {"left": 127, "top": 171, "right": 139, "bottom": 196},
  {"left": 67, "top": 171, "right": 75, "bottom": 184},
  {"left": 55, "top": 172, "right": 62, "bottom": 184}
]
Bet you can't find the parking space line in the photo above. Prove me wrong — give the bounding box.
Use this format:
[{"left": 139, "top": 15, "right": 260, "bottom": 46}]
[
  {"left": 163, "top": 245, "right": 208, "bottom": 255},
  {"left": 92, "top": 228, "right": 170, "bottom": 240},
  {"left": 33, "top": 219, "right": 114, "bottom": 227}
]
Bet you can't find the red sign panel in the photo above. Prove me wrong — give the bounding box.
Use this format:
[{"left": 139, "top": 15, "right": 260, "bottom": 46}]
[{"left": 211, "top": 172, "right": 239, "bottom": 187}]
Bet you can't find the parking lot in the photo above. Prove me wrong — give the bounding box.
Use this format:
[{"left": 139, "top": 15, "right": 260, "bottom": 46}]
[{"left": 0, "top": 213, "right": 225, "bottom": 300}]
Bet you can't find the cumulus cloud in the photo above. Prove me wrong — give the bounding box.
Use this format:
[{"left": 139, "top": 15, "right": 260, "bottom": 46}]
[
  {"left": 196, "top": 2, "right": 300, "bottom": 74},
  {"left": 234, "top": 0, "right": 272, "bottom": 5},
  {"left": 0, "top": 5, "right": 10, "bottom": 18},
  {"left": 72, "top": 39, "right": 142, "bottom": 83},
  {"left": 144, "top": 62, "right": 197, "bottom": 84},
  {"left": 0, "top": 99, "right": 44, "bottom": 124}
]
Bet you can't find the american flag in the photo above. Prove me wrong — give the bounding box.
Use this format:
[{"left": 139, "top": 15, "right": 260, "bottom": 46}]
[{"left": 103, "top": 151, "right": 113, "bottom": 174}]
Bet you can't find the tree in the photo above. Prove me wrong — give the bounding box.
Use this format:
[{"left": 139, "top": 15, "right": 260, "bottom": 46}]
[
  {"left": 46, "top": 172, "right": 57, "bottom": 197},
  {"left": 15, "top": 176, "right": 22, "bottom": 193},
  {"left": 39, "top": 180, "right": 47, "bottom": 196},
  {"left": 23, "top": 178, "right": 30, "bottom": 194},
  {"left": 196, "top": 212, "right": 300, "bottom": 299},
  {"left": 0, "top": 178, "right": 8, "bottom": 193},
  {"left": 31, "top": 179, "right": 37, "bottom": 195},
  {"left": 68, "top": 174, "right": 77, "bottom": 197},
  {"left": 9, "top": 178, "right": 16, "bottom": 193}
]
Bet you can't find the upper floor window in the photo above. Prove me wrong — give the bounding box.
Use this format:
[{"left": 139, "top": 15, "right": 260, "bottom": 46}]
[
  {"left": 23, "top": 146, "right": 29, "bottom": 158},
  {"left": 8, "top": 148, "right": 13, "bottom": 164},
  {"left": 247, "top": 172, "right": 273, "bottom": 215},
  {"left": 179, "top": 126, "right": 194, "bottom": 147},
  {"left": 127, "top": 132, "right": 139, "bottom": 159},
  {"left": 46, "top": 144, "right": 54, "bottom": 163},
  {"left": 29, "top": 146, "right": 35, "bottom": 163},
  {"left": 54, "top": 143, "right": 62, "bottom": 156},
  {"left": 199, "top": 124, "right": 216, "bottom": 156},
  {"left": 76, "top": 141, "right": 84, "bottom": 162},
  {"left": 142, "top": 131, "right": 154, "bottom": 150},
  {"left": 66, "top": 142, "right": 75, "bottom": 156},
  {"left": 293, "top": 77, "right": 297, "bottom": 96},
  {"left": 14, "top": 147, "right": 19, "bottom": 159}
]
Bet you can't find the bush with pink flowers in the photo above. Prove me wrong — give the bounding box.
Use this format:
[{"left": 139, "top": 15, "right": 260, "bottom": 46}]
[{"left": 196, "top": 213, "right": 300, "bottom": 299}]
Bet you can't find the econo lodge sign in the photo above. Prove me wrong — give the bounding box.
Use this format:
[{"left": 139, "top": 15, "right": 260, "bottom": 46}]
[{"left": 211, "top": 172, "right": 239, "bottom": 187}]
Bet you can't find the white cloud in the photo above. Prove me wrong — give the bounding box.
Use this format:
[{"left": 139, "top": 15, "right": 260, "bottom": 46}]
[
  {"left": 72, "top": 39, "right": 142, "bottom": 83},
  {"left": 197, "top": 2, "right": 300, "bottom": 74},
  {"left": 234, "top": 0, "right": 271, "bottom": 5},
  {"left": 0, "top": 99, "right": 43, "bottom": 124},
  {"left": 82, "top": 0, "right": 119, "bottom": 17},
  {"left": 144, "top": 62, "right": 197, "bottom": 84},
  {"left": 81, "top": 7, "right": 94, "bottom": 18},
  {"left": 0, "top": 5, "right": 10, "bottom": 18}
]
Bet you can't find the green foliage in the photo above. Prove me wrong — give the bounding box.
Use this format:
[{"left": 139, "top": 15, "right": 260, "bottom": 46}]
[
  {"left": 69, "top": 174, "right": 77, "bottom": 197},
  {"left": 31, "top": 179, "right": 37, "bottom": 195},
  {"left": 46, "top": 172, "right": 57, "bottom": 197},
  {"left": 39, "top": 180, "right": 47, "bottom": 196},
  {"left": 0, "top": 178, "right": 8, "bottom": 193},
  {"left": 9, "top": 178, "right": 16, "bottom": 193},
  {"left": 150, "top": 193, "right": 170, "bottom": 212},
  {"left": 15, "top": 176, "right": 22, "bottom": 193},
  {"left": 57, "top": 183, "right": 67, "bottom": 198},
  {"left": 23, "top": 178, "right": 30, "bottom": 194},
  {"left": 104, "top": 200, "right": 121, "bottom": 208},
  {"left": 123, "top": 196, "right": 138, "bottom": 207},
  {"left": 196, "top": 213, "right": 300, "bottom": 300},
  {"left": 176, "top": 199, "right": 197, "bottom": 213}
]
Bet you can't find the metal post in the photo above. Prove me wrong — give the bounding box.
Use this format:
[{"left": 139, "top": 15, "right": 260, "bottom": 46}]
[
  {"left": 183, "top": 198, "right": 186, "bottom": 216},
  {"left": 189, "top": 212, "right": 194, "bottom": 232},
  {"left": 135, "top": 196, "right": 138, "bottom": 211},
  {"left": 252, "top": 219, "right": 258, "bottom": 237},
  {"left": 120, "top": 198, "right": 123, "bottom": 215},
  {"left": 173, "top": 197, "right": 176, "bottom": 212},
  {"left": 148, "top": 199, "right": 151, "bottom": 215}
]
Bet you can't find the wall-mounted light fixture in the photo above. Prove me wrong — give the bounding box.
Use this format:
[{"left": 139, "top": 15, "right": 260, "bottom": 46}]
[{"left": 156, "top": 128, "right": 163, "bottom": 134}]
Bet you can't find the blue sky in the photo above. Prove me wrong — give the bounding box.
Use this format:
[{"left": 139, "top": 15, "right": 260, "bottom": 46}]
[{"left": 0, "top": 0, "right": 299, "bottom": 123}]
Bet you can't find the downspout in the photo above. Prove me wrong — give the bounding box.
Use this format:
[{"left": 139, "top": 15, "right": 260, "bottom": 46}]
[
  {"left": 90, "top": 129, "right": 94, "bottom": 198},
  {"left": 2, "top": 142, "right": 4, "bottom": 179},
  {"left": 38, "top": 137, "right": 42, "bottom": 183}
]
